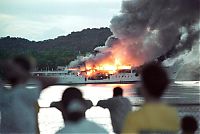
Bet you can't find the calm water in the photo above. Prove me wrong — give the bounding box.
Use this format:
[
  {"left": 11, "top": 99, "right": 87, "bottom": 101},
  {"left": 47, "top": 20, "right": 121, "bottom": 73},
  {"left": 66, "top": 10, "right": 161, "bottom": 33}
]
[{"left": 38, "top": 81, "right": 200, "bottom": 134}]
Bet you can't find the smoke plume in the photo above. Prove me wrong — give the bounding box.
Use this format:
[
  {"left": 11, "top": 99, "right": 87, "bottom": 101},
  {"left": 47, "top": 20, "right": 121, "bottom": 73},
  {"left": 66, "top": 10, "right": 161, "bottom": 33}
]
[
  {"left": 69, "top": 0, "right": 200, "bottom": 74},
  {"left": 110, "top": 0, "right": 199, "bottom": 63}
]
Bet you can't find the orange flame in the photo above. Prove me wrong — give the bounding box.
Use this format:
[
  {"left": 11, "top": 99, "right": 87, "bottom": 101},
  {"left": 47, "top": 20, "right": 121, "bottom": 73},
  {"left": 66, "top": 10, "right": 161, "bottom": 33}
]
[
  {"left": 83, "top": 56, "right": 132, "bottom": 77},
  {"left": 69, "top": 41, "right": 142, "bottom": 77}
]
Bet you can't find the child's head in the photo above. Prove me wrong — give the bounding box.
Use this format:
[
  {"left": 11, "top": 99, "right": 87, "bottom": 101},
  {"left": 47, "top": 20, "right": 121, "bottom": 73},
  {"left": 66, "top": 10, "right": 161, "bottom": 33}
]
[
  {"left": 113, "top": 87, "right": 123, "bottom": 97},
  {"left": 181, "top": 116, "right": 198, "bottom": 134}
]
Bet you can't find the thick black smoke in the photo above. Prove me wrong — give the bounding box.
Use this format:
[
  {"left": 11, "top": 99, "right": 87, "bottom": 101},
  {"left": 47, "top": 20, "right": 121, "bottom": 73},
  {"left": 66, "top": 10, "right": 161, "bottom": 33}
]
[
  {"left": 110, "top": 0, "right": 200, "bottom": 63},
  {"left": 69, "top": 0, "right": 200, "bottom": 71}
]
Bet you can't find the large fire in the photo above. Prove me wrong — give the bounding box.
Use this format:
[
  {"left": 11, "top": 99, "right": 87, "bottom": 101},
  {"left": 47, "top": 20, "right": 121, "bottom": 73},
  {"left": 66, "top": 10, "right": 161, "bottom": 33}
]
[
  {"left": 68, "top": 58, "right": 132, "bottom": 77},
  {"left": 82, "top": 59, "right": 132, "bottom": 77},
  {"left": 68, "top": 41, "right": 142, "bottom": 77}
]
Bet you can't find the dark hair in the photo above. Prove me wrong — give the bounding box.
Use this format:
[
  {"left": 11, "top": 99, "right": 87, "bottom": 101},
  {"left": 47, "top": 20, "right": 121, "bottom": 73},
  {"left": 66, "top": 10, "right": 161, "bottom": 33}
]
[
  {"left": 113, "top": 87, "right": 123, "bottom": 97},
  {"left": 141, "top": 62, "right": 169, "bottom": 98},
  {"left": 61, "top": 87, "right": 84, "bottom": 122},
  {"left": 181, "top": 116, "right": 198, "bottom": 133},
  {"left": 13, "top": 56, "right": 32, "bottom": 72},
  {"left": 61, "top": 87, "right": 83, "bottom": 106}
]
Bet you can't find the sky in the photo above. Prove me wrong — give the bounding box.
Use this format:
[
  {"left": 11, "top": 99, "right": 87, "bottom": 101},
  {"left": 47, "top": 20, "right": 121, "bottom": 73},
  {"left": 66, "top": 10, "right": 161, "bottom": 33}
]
[{"left": 0, "top": 0, "right": 122, "bottom": 41}]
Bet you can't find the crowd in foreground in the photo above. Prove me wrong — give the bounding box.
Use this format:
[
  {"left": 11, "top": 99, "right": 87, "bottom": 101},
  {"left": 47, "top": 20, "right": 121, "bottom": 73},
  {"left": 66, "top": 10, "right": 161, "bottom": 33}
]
[{"left": 0, "top": 56, "right": 198, "bottom": 134}]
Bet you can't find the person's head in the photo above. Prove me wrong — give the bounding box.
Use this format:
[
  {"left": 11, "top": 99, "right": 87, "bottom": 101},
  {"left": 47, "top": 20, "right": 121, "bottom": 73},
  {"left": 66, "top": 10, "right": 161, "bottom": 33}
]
[
  {"left": 0, "top": 60, "right": 5, "bottom": 80},
  {"left": 141, "top": 62, "right": 169, "bottom": 100},
  {"left": 13, "top": 56, "right": 35, "bottom": 73},
  {"left": 113, "top": 87, "right": 123, "bottom": 97},
  {"left": 61, "top": 87, "right": 85, "bottom": 122},
  {"left": 181, "top": 116, "right": 198, "bottom": 134},
  {"left": 4, "top": 56, "right": 35, "bottom": 85},
  {"left": 1, "top": 59, "right": 25, "bottom": 85}
]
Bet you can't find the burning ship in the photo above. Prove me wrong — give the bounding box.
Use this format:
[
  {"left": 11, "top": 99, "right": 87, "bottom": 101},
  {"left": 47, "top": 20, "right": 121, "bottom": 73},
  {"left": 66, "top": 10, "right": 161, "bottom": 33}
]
[
  {"left": 33, "top": 0, "right": 199, "bottom": 84},
  {"left": 32, "top": 67, "right": 140, "bottom": 84},
  {"left": 32, "top": 59, "right": 141, "bottom": 84},
  {"left": 32, "top": 58, "right": 177, "bottom": 84}
]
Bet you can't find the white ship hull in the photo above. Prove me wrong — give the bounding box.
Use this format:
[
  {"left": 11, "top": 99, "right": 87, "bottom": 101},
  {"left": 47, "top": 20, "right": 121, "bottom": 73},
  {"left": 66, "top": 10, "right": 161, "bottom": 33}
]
[
  {"left": 32, "top": 71, "right": 140, "bottom": 84},
  {"left": 32, "top": 66, "right": 176, "bottom": 84}
]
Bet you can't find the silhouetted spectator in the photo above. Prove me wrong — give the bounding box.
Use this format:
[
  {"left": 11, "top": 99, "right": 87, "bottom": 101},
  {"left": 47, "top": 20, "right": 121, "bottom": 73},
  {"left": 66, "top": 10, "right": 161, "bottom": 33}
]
[
  {"left": 181, "top": 116, "right": 198, "bottom": 134},
  {"left": 97, "top": 87, "right": 132, "bottom": 134},
  {"left": 0, "top": 56, "right": 57, "bottom": 133},
  {"left": 122, "top": 62, "right": 179, "bottom": 134},
  {"left": 0, "top": 60, "right": 6, "bottom": 81},
  {"left": 50, "top": 99, "right": 93, "bottom": 116},
  {"left": 56, "top": 87, "right": 108, "bottom": 134}
]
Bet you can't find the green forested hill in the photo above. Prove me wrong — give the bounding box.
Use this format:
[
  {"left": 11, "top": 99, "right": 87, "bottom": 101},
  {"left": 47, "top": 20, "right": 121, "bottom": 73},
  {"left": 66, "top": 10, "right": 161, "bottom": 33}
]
[{"left": 0, "top": 27, "right": 112, "bottom": 70}]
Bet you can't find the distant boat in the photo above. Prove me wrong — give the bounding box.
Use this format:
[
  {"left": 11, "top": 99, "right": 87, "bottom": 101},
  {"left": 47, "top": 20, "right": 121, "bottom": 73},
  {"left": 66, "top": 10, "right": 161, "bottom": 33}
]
[{"left": 32, "top": 66, "right": 176, "bottom": 84}]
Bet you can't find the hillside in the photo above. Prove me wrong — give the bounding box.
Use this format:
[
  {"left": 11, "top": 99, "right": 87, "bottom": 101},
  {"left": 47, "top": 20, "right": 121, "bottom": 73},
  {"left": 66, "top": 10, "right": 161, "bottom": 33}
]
[{"left": 0, "top": 28, "right": 112, "bottom": 70}]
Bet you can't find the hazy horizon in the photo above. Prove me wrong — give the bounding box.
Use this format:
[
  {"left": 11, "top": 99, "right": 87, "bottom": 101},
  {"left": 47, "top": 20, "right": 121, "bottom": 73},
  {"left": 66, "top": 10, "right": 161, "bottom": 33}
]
[
  {"left": 0, "top": 27, "right": 110, "bottom": 41},
  {"left": 0, "top": 0, "right": 122, "bottom": 41}
]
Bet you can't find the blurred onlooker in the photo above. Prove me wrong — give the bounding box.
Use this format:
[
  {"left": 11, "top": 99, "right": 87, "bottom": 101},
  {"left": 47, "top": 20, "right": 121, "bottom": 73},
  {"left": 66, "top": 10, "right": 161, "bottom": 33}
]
[
  {"left": 0, "top": 63, "right": 3, "bottom": 86},
  {"left": 181, "top": 116, "right": 198, "bottom": 134},
  {"left": 50, "top": 99, "right": 93, "bottom": 116},
  {"left": 56, "top": 87, "right": 108, "bottom": 134},
  {"left": 97, "top": 87, "right": 132, "bottom": 134},
  {"left": 0, "top": 56, "right": 57, "bottom": 133},
  {"left": 122, "top": 62, "right": 179, "bottom": 133}
]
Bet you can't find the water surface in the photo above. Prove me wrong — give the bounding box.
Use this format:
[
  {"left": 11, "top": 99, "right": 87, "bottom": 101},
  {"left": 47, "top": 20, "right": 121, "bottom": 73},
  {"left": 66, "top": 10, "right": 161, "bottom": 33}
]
[{"left": 38, "top": 81, "right": 200, "bottom": 134}]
